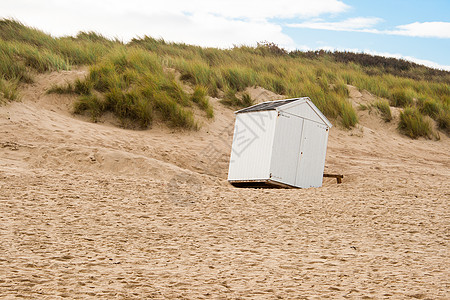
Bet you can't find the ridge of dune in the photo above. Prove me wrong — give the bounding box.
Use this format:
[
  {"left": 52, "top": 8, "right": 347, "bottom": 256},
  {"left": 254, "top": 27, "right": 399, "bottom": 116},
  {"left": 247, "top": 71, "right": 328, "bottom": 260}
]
[{"left": 0, "top": 70, "right": 449, "bottom": 299}]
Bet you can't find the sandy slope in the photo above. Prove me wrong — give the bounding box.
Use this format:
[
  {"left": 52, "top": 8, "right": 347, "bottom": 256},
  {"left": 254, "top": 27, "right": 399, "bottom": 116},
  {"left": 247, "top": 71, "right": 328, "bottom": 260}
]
[{"left": 0, "top": 70, "right": 449, "bottom": 299}]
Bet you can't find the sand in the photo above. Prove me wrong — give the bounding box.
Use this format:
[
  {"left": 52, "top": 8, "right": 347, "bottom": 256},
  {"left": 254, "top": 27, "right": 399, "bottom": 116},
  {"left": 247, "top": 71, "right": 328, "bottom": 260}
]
[{"left": 0, "top": 70, "right": 449, "bottom": 299}]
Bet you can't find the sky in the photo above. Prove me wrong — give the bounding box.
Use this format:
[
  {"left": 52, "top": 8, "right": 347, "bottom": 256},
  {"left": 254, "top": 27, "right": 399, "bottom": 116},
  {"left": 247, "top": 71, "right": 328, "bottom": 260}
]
[{"left": 1, "top": 0, "right": 449, "bottom": 70}]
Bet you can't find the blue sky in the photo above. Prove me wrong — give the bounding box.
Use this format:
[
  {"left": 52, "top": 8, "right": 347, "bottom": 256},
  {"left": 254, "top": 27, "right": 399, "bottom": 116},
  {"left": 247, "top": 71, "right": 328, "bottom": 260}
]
[
  {"left": 283, "top": 0, "right": 450, "bottom": 69},
  {"left": 1, "top": 0, "right": 449, "bottom": 70}
]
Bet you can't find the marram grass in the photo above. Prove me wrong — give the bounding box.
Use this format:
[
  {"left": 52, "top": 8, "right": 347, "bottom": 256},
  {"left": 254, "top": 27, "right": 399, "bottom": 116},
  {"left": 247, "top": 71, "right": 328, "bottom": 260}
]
[
  {"left": 373, "top": 100, "right": 392, "bottom": 122},
  {"left": 1, "top": 18, "right": 449, "bottom": 137},
  {"left": 398, "top": 107, "right": 434, "bottom": 139}
]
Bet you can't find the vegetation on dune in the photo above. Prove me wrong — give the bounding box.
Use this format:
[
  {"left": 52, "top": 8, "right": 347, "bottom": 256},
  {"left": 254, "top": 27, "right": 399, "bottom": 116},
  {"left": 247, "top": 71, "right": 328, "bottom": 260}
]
[
  {"left": 191, "top": 85, "right": 214, "bottom": 118},
  {"left": 221, "top": 90, "right": 255, "bottom": 108},
  {"left": 373, "top": 100, "right": 392, "bottom": 122},
  {"left": 1, "top": 19, "right": 449, "bottom": 137},
  {"left": 0, "top": 77, "right": 20, "bottom": 103},
  {"left": 398, "top": 107, "right": 435, "bottom": 139}
]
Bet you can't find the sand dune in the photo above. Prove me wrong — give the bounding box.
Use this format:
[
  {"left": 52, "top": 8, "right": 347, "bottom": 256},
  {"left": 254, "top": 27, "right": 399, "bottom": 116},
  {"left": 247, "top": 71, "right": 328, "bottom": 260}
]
[{"left": 0, "top": 70, "right": 449, "bottom": 299}]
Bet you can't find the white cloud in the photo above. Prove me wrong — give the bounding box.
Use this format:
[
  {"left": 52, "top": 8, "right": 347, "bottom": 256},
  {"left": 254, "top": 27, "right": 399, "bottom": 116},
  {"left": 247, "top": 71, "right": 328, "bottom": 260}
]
[
  {"left": 0, "top": 0, "right": 348, "bottom": 49},
  {"left": 114, "top": 0, "right": 350, "bottom": 20},
  {"left": 388, "top": 22, "right": 450, "bottom": 39},
  {"left": 288, "top": 17, "right": 382, "bottom": 31},
  {"left": 288, "top": 18, "right": 450, "bottom": 39}
]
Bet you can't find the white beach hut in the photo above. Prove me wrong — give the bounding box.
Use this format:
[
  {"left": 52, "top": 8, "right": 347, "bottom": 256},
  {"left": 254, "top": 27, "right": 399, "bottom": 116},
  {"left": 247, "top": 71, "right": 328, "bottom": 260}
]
[{"left": 228, "top": 97, "right": 332, "bottom": 188}]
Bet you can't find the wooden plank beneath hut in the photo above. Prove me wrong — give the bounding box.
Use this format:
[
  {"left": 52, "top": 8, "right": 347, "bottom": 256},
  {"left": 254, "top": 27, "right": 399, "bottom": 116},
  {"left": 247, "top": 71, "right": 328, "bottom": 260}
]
[{"left": 323, "top": 173, "right": 344, "bottom": 184}]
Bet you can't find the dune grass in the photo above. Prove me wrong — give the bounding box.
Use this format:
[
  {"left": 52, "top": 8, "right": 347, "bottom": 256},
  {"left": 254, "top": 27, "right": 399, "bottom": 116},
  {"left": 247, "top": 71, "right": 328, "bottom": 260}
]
[
  {"left": 71, "top": 47, "right": 199, "bottom": 129},
  {"left": 373, "top": 100, "right": 392, "bottom": 122},
  {"left": 191, "top": 85, "right": 214, "bottom": 118},
  {"left": 221, "top": 90, "right": 255, "bottom": 108},
  {"left": 436, "top": 109, "right": 450, "bottom": 134},
  {"left": 1, "top": 18, "right": 449, "bottom": 137},
  {"left": 0, "top": 77, "right": 20, "bottom": 104},
  {"left": 398, "top": 107, "right": 434, "bottom": 139}
]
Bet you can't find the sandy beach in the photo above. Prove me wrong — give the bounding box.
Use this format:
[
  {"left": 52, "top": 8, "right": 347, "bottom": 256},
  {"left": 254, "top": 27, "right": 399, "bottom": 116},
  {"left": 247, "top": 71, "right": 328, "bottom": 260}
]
[{"left": 0, "top": 70, "right": 449, "bottom": 299}]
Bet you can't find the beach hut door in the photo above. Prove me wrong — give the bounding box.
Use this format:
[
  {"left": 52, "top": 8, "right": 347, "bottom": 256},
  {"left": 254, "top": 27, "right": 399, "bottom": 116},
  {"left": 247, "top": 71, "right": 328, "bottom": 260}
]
[
  {"left": 271, "top": 113, "right": 304, "bottom": 185},
  {"left": 295, "top": 121, "right": 328, "bottom": 187}
]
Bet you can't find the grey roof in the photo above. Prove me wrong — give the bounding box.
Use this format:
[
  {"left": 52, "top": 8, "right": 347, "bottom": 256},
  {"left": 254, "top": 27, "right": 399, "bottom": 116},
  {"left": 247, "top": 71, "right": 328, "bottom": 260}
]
[{"left": 235, "top": 98, "right": 300, "bottom": 114}]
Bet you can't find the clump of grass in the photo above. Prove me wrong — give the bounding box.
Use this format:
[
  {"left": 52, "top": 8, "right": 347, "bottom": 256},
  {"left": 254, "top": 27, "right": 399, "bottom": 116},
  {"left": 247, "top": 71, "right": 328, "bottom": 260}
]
[
  {"left": 0, "top": 40, "right": 33, "bottom": 83},
  {"left": 47, "top": 78, "right": 92, "bottom": 95},
  {"left": 88, "top": 63, "right": 115, "bottom": 92},
  {"left": 261, "top": 74, "right": 286, "bottom": 94},
  {"left": 74, "top": 94, "right": 105, "bottom": 122},
  {"left": 74, "top": 31, "right": 114, "bottom": 45},
  {"left": 221, "top": 89, "right": 240, "bottom": 107},
  {"left": 102, "top": 88, "right": 153, "bottom": 128},
  {"left": 20, "top": 47, "right": 70, "bottom": 72},
  {"left": 191, "top": 85, "right": 213, "bottom": 118},
  {"left": 153, "top": 93, "right": 197, "bottom": 129},
  {"left": 358, "top": 103, "right": 369, "bottom": 111},
  {"left": 74, "top": 78, "right": 92, "bottom": 95},
  {"left": 70, "top": 48, "right": 200, "bottom": 129},
  {"left": 221, "top": 67, "right": 257, "bottom": 91},
  {"left": 333, "top": 82, "right": 349, "bottom": 98},
  {"left": 398, "top": 107, "right": 433, "bottom": 139},
  {"left": 241, "top": 93, "right": 254, "bottom": 107},
  {"left": 221, "top": 90, "right": 254, "bottom": 108},
  {"left": 340, "top": 100, "right": 358, "bottom": 128},
  {"left": 417, "top": 97, "right": 440, "bottom": 118},
  {"left": 373, "top": 100, "right": 392, "bottom": 122},
  {"left": 436, "top": 109, "right": 450, "bottom": 134},
  {"left": 47, "top": 82, "right": 74, "bottom": 94},
  {"left": 389, "top": 88, "right": 413, "bottom": 107},
  {"left": 0, "top": 77, "right": 20, "bottom": 103}
]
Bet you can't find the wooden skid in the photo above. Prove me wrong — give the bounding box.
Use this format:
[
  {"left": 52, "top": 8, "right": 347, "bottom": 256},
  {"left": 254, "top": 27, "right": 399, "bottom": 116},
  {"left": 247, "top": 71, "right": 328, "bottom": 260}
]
[
  {"left": 323, "top": 173, "right": 344, "bottom": 184},
  {"left": 229, "top": 179, "right": 296, "bottom": 189},
  {"left": 229, "top": 173, "right": 344, "bottom": 189}
]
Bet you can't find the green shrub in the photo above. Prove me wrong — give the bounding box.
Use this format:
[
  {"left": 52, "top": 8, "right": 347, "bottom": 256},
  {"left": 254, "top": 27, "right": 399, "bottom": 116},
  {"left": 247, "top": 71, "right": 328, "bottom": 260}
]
[{"left": 398, "top": 107, "right": 433, "bottom": 139}]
